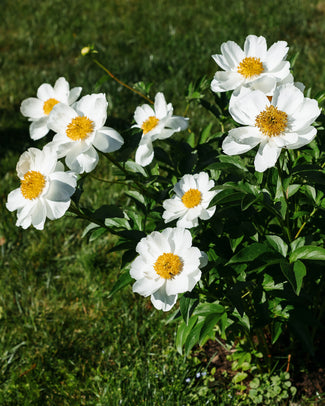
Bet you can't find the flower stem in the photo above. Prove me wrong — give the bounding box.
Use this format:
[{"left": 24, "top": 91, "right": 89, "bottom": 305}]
[{"left": 93, "top": 59, "right": 154, "bottom": 104}]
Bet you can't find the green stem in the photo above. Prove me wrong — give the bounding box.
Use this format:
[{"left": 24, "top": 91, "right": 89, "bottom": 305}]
[
  {"left": 276, "top": 161, "right": 292, "bottom": 243},
  {"left": 294, "top": 207, "right": 318, "bottom": 240},
  {"left": 93, "top": 59, "right": 153, "bottom": 104}
]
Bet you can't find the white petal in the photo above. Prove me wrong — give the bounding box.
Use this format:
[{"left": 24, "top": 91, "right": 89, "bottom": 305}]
[
  {"left": 93, "top": 127, "right": 124, "bottom": 153},
  {"left": 165, "top": 116, "right": 189, "bottom": 131},
  {"left": 290, "top": 98, "right": 321, "bottom": 131},
  {"left": 272, "top": 132, "right": 299, "bottom": 147},
  {"left": 222, "top": 126, "right": 261, "bottom": 155},
  {"left": 269, "top": 61, "right": 291, "bottom": 81},
  {"left": 220, "top": 41, "right": 245, "bottom": 69},
  {"left": 254, "top": 141, "right": 281, "bottom": 172},
  {"left": 272, "top": 84, "right": 304, "bottom": 115},
  {"left": 250, "top": 76, "right": 277, "bottom": 95},
  {"left": 151, "top": 287, "right": 177, "bottom": 311},
  {"left": 134, "top": 105, "right": 150, "bottom": 126},
  {"left": 45, "top": 200, "right": 70, "bottom": 220},
  {"left": 154, "top": 93, "right": 168, "bottom": 119},
  {"left": 211, "top": 71, "right": 244, "bottom": 92},
  {"left": 130, "top": 257, "right": 147, "bottom": 279},
  {"left": 68, "top": 87, "right": 82, "bottom": 104},
  {"left": 46, "top": 178, "right": 76, "bottom": 202},
  {"left": 20, "top": 98, "right": 44, "bottom": 119},
  {"left": 65, "top": 144, "right": 99, "bottom": 173},
  {"left": 244, "top": 35, "right": 267, "bottom": 59},
  {"left": 29, "top": 117, "right": 50, "bottom": 140},
  {"left": 6, "top": 189, "right": 26, "bottom": 212},
  {"left": 212, "top": 53, "right": 232, "bottom": 71},
  {"left": 48, "top": 103, "right": 77, "bottom": 135},
  {"left": 76, "top": 93, "right": 108, "bottom": 128},
  {"left": 286, "top": 127, "right": 317, "bottom": 149},
  {"left": 30, "top": 200, "right": 47, "bottom": 230},
  {"left": 230, "top": 90, "right": 269, "bottom": 125},
  {"left": 53, "top": 77, "right": 70, "bottom": 102},
  {"left": 135, "top": 138, "right": 154, "bottom": 166},
  {"left": 133, "top": 277, "right": 163, "bottom": 297},
  {"left": 264, "top": 41, "right": 289, "bottom": 71},
  {"left": 199, "top": 206, "right": 216, "bottom": 220},
  {"left": 37, "top": 83, "right": 55, "bottom": 101},
  {"left": 170, "top": 228, "right": 193, "bottom": 253}
]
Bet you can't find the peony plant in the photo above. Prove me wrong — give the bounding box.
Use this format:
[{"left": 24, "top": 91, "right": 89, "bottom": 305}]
[{"left": 7, "top": 35, "right": 325, "bottom": 370}]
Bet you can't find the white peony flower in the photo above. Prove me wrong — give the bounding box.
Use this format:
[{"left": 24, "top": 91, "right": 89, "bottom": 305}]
[
  {"left": 222, "top": 84, "right": 321, "bottom": 172},
  {"left": 47, "top": 93, "right": 124, "bottom": 174},
  {"left": 130, "top": 228, "right": 205, "bottom": 311},
  {"left": 20, "top": 77, "right": 82, "bottom": 140},
  {"left": 211, "top": 35, "right": 290, "bottom": 95},
  {"left": 132, "top": 92, "right": 189, "bottom": 166},
  {"left": 162, "top": 172, "right": 218, "bottom": 228},
  {"left": 6, "top": 147, "right": 77, "bottom": 230}
]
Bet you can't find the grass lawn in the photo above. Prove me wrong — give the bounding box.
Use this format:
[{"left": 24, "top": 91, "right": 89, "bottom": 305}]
[{"left": 1, "top": 0, "right": 325, "bottom": 404}]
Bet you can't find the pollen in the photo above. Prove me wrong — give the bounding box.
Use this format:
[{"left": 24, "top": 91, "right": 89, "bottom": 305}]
[
  {"left": 154, "top": 253, "right": 183, "bottom": 279},
  {"left": 237, "top": 57, "right": 264, "bottom": 78},
  {"left": 182, "top": 188, "right": 202, "bottom": 208},
  {"left": 141, "top": 116, "right": 159, "bottom": 134},
  {"left": 20, "top": 170, "right": 46, "bottom": 200},
  {"left": 66, "top": 116, "right": 94, "bottom": 141},
  {"left": 255, "top": 105, "right": 288, "bottom": 137},
  {"left": 43, "top": 98, "right": 59, "bottom": 115}
]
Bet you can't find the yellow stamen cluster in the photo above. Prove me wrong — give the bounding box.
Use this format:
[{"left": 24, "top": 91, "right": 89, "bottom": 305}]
[
  {"left": 141, "top": 116, "right": 159, "bottom": 134},
  {"left": 237, "top": 57, "right": 264, "bottom": 78},
  {"left": 182, "top": 188, "right": 202, "bottom": 208},
  {"left": 255, "top": 105, "right": 288, "bottom": 137},
  {"left": 154, "top": 253, "right": 183, "bottom": 279},
  {"left": 66, "top": 116, "right": 94, "bottom": 141},
  {"left": 20, "top": 170, "right": 46, "bottom": 200},
  {"left": 43, "top": 98, "right": 59, "bottom": 115}
]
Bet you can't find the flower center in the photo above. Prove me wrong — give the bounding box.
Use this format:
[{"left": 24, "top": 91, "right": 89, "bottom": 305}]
[
  {"left": 20, "top": 170, "right": 46, "bottom": 200},
  {"left": 255, "top": 105, "right": 288, "bottom": 137},
  {"left": 43, "top": 98, "right": 59, "bottom": 115},
  {"left": 154, "top": 253, "right": 183, "bottom": 279},
  {"left": 141, "top": 116, "right": 159, "bottom": 134},
  {"left": 66, "top": 116, "right": 94, "bottom": 141},
  {"left": 181, "top": 188, "right": 202, "bottom": 208},
  {"left": 237, "top": 57, "right": 264, "bottom": 78}
]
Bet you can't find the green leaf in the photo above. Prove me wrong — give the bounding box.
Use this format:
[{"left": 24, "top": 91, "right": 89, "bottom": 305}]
[
  {"left": 184, "top": 318, "right": 205, "bottom": 356},
  {"left": 272, "top": 321, "right": 283, "bottom": 344},
  {"left": 199, "top": 123, "right": 213, "bottom": 144},
  {"left": 287, "top": 184, "right": 300, "bottom": 198},
  {"left": 198, "top": 313, "right": 223, "bottom": 346},
  {"left": 179, "top": 295, "right": 199, "bottom": 325},
  {"left": 89, "top": 227, "right": 107, "bottom": 242},
  {"left": 105, "top": 217, "right": 131, "bottom": 230},
  {"left": 280, "top": 261, "right": 297, "bottom": 294},
  {"left": 125, "top": 160, "right": 148, "bottom": 177},
  {"left": 265, "top": 235, "right": 288, "bottom": 257},
  {"left": 293, "top": 260, "right": 307, "bottom": 295},
  {"left": 193, "top": 302, "right": 225, "bottom": 316},
  {"left": 241, "top": 194, "right": 260, "bottom": 211},
  {"left": 227, "top": 243, "right": 272, "bottom": 264},
  {"left": 209, "top": 189, "right": 244, "bottom": 206},
  {"left": 232, "top": 372, "right": 248, "bottom": 384},
  {"left": 82, "top": 223, "right": 99, "bottom": 238},
  {"left": 108, "top": 271, "right": 133, "bottom": 298},
  {"left": 290, "top": 245, "right": 325, "bottom": 262},
  {"left": 125, "top": 190, "right": 146, "bottom": 207},
  {"left": 176, "top": 316, "right": 198, "bottom": 355}
]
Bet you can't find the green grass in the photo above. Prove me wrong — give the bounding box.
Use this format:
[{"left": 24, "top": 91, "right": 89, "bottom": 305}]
[{"left": 1, "top": 0, "right": 325, "bottom": 404}]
